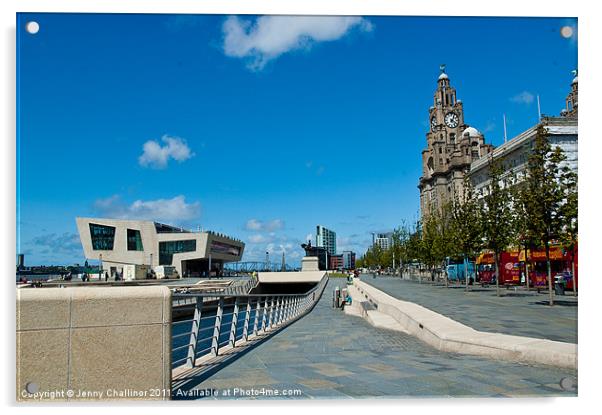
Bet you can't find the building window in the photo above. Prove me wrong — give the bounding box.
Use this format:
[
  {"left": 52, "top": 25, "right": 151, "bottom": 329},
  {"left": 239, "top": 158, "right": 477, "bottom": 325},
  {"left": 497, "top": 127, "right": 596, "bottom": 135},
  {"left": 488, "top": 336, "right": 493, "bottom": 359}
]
[
  {"left": 159, "top": 239, "right": 196, "bottom": 265},
  {"left": 450, "top": 133, "right": 455, "bottom": 143},
  {"left": 89, "top": 223, "right": 115, "bottom": 250},
  {"left": 210, "top": 240, "right": 241, "bottom": 256},
  {"left": 127, "top": 229, "right": 144, "bottom": 251}
]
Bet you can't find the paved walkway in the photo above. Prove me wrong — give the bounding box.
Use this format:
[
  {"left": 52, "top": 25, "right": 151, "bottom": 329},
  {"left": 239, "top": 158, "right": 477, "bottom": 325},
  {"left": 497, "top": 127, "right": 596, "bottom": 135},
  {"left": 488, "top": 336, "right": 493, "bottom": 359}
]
[
  {"left": 182, "top": 280, "right": 576, "bottom": 399},
  {"left": 363, "top": 276, "right": 577, "bottom": 344}
]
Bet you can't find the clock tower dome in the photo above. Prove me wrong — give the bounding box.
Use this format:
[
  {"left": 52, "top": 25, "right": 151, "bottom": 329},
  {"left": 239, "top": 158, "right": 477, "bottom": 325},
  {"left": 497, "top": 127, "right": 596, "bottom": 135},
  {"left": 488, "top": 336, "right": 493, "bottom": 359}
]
[{"left": 418, "top": 66, "right": 493, "bottom": 219}]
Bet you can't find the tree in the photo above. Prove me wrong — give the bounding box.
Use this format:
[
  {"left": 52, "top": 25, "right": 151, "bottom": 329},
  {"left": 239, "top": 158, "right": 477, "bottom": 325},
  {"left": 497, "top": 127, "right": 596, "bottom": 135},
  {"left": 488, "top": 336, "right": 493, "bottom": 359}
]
[
  {"left": 420, "top": 205, "right": 454, "bottom": 282},
  {"left": 517, "top": 124, "right": 577, "bottom": 305},
  {"left": 512, "top": 181, "right": 539, "bottom": 291},
  {"left": 449, "top": 177, "right": 483, "bottom": 291},
  {"left": 480, "top": 154, "right": 516, "bottom": 297},
  {"left": 392, "top": 221, "right": 412, "bottom": 277},
  {"left": 558, "top": 157, "right": 578, "bottom": 294}
]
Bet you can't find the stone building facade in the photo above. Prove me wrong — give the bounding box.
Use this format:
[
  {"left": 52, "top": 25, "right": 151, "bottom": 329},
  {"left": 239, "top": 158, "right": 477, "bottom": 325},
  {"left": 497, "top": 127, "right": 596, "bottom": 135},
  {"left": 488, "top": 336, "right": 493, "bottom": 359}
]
[
  {"left": 418, "top": 68, "right": 493, "bottom": 219},
  {"left": 418, "top": 69, "right": 578, "bottom": 222},
  {"left": 470, "top": 76, "right": 578, "bottom": 197}
]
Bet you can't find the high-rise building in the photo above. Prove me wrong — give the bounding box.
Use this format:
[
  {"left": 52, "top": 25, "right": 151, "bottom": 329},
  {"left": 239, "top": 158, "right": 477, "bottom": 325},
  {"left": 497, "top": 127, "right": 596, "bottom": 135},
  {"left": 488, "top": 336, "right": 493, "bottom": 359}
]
[
  {"left": 316, "top": 225, "right": 337, "bottom": 256},
  {"left": 372, "top": 232, "right": 393, "bottom": 251}
]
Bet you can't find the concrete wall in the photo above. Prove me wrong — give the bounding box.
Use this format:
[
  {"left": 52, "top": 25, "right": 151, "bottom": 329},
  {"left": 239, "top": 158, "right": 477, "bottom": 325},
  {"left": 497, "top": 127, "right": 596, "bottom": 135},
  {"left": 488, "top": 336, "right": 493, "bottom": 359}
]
[
  {"left": 257, "top": 270, "right": 326, "bottom": 284},
  {"left": 351, "top": 280, "right": 577, "bottom": 369},
  {"left": 16, "top": 286, "right": 171, "bottom": 402}
]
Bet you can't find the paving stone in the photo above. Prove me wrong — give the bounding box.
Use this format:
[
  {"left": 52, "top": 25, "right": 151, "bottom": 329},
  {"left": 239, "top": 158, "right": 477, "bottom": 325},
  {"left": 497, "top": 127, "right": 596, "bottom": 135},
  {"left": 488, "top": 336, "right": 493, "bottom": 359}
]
[
  {"left": 180, "top": 279, "right": 577, "bottom": 400},
  {"left": 365, "top": 276, "right": 576, "bottom": 343}
]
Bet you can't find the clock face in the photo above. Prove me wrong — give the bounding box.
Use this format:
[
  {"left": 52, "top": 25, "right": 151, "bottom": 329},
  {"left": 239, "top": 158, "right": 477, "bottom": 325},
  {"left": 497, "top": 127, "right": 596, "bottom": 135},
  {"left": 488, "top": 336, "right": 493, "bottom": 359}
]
[
  {"left": 445, "top": 112, "right": 459, "bottom": 128},
  {"left": 431, "top": 117, "right": 437, "bottom": 130}
]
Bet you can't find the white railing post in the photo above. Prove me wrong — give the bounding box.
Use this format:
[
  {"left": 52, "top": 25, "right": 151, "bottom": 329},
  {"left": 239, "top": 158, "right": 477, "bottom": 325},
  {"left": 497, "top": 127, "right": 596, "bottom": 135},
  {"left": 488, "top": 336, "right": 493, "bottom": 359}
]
[
  {"left": 186, "top": 297, "right": 203, "bottom": 368},
  {"left": 261, "top": 296, "right": 269, "bottom": 332},
  {"left": 281, "top": 297, "right": 289, "bottom": 322},
  {"left": 278, "top": 296, "right": 284, "bottom": 324},
  {"left": 242, "top": 298, "right": 252, "bottom": 341},
  {"left": 229, "top": 297, "right": 240, "bottom": 348},
  {"left": 252, "top": 297, "right": 261, "bottom": 335},
  {"left": 211, "top": 298, "right": 224, "bottom": 357},
  {"left": 272, "top": 296, "right": 279, "bottom": 327},
  {"left": 268, "top": 296, "right": 276, "bottom": 329}
]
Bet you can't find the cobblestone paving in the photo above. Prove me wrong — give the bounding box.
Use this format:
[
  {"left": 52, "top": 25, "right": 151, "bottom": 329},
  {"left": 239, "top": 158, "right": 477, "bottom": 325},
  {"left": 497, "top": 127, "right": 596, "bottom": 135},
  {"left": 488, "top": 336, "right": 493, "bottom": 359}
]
[
  {"left": 364, "top": 276, "right": 577, "bottom": 343},
  {"left": 186, "top": 280, "right": 577, "bottom": 400}
]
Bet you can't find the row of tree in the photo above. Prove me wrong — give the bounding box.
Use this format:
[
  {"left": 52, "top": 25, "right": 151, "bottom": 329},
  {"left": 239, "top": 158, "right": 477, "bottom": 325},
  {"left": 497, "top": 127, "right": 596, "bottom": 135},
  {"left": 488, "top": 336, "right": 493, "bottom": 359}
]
[{"left": 356, "top": 125, "right": 578, "bottom": 305}]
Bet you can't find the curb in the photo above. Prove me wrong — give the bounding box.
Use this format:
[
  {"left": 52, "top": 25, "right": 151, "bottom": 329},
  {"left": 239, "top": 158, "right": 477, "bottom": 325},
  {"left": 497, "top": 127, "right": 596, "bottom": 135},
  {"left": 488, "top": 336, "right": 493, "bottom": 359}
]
[{"left": 350, "top": 280, "right": 577, "bottom": 370}]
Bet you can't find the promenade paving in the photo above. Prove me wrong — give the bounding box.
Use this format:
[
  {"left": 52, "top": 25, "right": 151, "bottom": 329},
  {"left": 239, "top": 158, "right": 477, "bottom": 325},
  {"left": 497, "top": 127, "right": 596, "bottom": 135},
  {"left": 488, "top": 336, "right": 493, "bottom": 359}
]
[
  {"left": 364, "top": 276, "right": 577, "bottom": 344},
  {"left": 184, "top": 279, "right": 577, "bottom": 399}
]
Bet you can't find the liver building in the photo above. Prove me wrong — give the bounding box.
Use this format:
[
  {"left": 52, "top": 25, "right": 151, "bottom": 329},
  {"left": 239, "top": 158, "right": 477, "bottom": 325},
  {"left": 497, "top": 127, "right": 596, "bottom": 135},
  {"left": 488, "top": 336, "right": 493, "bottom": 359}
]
[{"left": 418, "top": 66, "right": 493, "bottom": 219}]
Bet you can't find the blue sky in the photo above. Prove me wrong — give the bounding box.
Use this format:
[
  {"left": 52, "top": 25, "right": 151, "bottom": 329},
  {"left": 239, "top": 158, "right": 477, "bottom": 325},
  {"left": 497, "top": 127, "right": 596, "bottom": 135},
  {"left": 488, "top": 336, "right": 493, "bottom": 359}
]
[{"left": 16, "top": 13, "right": 577, "bottom": 266}]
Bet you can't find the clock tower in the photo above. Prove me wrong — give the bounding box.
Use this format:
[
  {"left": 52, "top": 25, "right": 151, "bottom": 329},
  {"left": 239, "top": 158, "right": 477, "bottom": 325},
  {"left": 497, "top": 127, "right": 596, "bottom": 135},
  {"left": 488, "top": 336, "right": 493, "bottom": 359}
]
[{"left": 418, "top": 66, "right": 492, "bottom": 220}]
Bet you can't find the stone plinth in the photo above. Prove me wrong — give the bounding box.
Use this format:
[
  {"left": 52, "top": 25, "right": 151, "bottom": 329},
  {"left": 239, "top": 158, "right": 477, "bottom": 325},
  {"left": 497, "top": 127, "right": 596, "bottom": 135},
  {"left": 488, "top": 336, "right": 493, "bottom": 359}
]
[
  {"left": 16, "top": 285, "right": 171, "bottom": 402},
  {"left": 301, "top": 256, "right": 319, "bottom": 272}
]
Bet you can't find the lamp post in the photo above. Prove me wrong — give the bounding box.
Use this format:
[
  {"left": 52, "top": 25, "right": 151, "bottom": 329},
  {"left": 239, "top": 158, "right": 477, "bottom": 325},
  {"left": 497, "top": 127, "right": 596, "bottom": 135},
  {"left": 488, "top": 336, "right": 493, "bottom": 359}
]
[{"left": 99, "top": 253, "right": 103, "bottom": 282}]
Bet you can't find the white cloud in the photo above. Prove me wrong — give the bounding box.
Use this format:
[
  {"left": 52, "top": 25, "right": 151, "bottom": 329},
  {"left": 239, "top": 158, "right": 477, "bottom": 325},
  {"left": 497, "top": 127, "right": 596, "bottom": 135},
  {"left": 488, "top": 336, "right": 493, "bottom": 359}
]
[
  {"left": 94, "top": 195, "right": 201, "bottom": 222},
  {"left": 248, "top": 234, "right": 268, "bottom": 243},
  {"left": 244, "top": 219, "right": 284, "bottom": 232},
  {"left": 245, "top": 219, "right": 262, "bottom": 231},
  {"left": 222, "top": 15, "right": 373, "bottom": 70},
  {"left": 138, "top": 135, "right": 194, "bottom": 169},
  {"left": 510, "top": 91, "right": 535, "bottom": 105}
]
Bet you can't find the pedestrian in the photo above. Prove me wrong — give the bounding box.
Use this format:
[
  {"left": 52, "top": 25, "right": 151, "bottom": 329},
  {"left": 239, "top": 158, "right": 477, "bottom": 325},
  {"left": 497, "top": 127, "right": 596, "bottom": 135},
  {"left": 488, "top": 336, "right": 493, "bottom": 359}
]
[{"left": 105, "top": 271, "right": 109, "bottom": 282}]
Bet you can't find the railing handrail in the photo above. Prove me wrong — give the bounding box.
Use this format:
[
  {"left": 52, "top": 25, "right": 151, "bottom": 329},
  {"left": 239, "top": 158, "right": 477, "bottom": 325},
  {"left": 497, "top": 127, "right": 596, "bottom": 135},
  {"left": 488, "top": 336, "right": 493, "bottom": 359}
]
[
  {"left": 171, "top": 275, "right": 328, "bottom": 375},
  {"left": 173, "top": 275, "right": 326, "bottom": 299}
]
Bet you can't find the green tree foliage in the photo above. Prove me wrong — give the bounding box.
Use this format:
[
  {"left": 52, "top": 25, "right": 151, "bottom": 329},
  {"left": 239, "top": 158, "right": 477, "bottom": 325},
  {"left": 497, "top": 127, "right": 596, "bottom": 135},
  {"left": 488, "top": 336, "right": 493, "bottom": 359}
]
[
  {"left": 449, "top": 177, "right": 483, "bottom": 290},
  {"left": 517, "top": 124, "right": 578, "bottom": 305},
  {"left": 480, "top": 155, "right": 516, "bottom": 296},
  {"left": 354, "top": 130, "right": 577, "bottom": 299}
]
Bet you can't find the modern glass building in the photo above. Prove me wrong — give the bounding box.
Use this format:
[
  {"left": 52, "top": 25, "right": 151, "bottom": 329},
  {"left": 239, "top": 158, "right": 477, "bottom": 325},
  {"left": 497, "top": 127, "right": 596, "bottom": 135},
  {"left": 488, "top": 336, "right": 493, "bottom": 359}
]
[
  {"left": 316, "top": 225, "right": 337, "bottom": 257},
  {"left": 342, "top": 251, "right": 356, "bottom": 270},
  {"left": 373, "top": 232, "right": 393, "bottom": 251},
  {"left": 76, "top": 217, "right": 244, "bottom": 278}
]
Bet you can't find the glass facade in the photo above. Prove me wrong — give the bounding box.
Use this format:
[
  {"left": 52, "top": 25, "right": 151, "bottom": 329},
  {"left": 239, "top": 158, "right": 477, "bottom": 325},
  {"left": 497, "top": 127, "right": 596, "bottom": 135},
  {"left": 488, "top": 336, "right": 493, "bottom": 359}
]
[
  {"left": 159, "top": 239, "right": 196, "bottom": 265},
  {"left": 127, "top": 229, "right": 144, "bottom": 251},
  {"left": 89, "top": 223, "right": 116, "bottom": 250},
  {"left": 316, "top": 225, "right": 337, "bottom": 256},
  {"left": 210, "top": 240, "right": 241, "bottom": 256}
]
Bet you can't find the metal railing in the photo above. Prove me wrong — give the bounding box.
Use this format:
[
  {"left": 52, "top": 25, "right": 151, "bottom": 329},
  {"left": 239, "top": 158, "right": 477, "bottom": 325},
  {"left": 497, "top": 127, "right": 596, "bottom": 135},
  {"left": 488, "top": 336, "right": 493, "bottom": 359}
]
[
  {"left": 171, "top": 275, "right": 328, "bottom": 374},
  {"left": 172, "top": 276, "right": 259, "bottom": 307}
]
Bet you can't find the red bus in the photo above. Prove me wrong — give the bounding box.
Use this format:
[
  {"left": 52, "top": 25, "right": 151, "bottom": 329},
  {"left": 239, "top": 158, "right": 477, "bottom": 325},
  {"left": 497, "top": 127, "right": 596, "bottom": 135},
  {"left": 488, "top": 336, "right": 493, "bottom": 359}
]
[
  {"left": 476, "top": 250, "right": 521, "bottom": 285},
  {"left": 522, "top": 244, "right": 578, "bottom": 291},
  {"left": 476, "top": 244, "right": 578, "bottom": 291}
]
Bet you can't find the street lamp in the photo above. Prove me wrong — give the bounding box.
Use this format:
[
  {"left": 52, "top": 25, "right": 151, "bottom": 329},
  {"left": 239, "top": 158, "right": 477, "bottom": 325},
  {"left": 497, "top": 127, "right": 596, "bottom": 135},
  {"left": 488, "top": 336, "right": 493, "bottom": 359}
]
[{"left": 98, "top": 253, "right": 102, "bottom": 282}]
